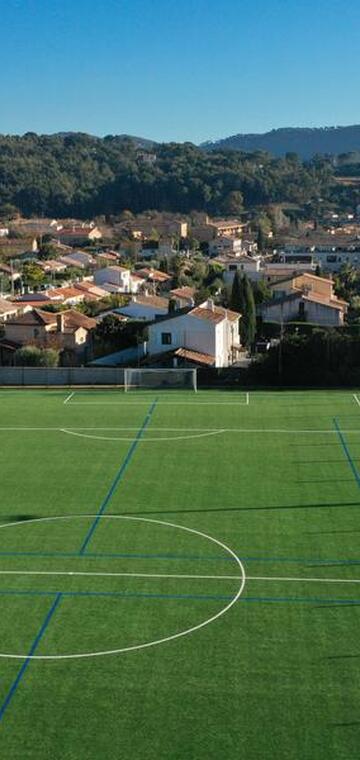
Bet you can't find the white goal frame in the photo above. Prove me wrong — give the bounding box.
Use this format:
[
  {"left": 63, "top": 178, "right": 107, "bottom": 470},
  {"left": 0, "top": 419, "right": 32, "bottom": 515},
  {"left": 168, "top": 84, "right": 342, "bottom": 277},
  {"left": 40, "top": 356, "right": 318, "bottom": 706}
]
[{"left": 124, "top": 368, "right": 198, "bottom": 392}]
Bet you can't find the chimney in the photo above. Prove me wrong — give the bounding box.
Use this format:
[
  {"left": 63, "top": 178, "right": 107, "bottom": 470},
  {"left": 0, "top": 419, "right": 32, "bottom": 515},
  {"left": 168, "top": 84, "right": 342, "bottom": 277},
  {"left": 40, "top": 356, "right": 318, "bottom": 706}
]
[
  {"left": 56, "top": 312, "right": 65, "bottom": 333},
  {"left": 207, "top": 298, "right": 215, "bottom": 311}
]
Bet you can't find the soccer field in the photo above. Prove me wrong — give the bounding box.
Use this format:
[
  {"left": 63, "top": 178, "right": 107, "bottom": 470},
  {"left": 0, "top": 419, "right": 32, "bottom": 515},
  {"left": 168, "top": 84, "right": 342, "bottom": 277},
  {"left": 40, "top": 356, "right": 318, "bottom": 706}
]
[{"left": 1, "top": 388, "right": 360, "bottom": 759}]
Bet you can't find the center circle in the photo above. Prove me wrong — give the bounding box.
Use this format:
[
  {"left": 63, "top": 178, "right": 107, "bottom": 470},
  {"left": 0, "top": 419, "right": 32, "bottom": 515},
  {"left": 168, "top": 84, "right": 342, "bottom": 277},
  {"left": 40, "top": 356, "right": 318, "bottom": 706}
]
[{"left": 0, "top": 515, "right": 246, "bottom": 660}]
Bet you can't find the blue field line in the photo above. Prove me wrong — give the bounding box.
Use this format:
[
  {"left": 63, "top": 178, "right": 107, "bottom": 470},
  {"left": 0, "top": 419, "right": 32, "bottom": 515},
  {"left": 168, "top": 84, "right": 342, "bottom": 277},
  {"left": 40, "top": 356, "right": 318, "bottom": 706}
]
[
  {"left": 244, "top": 595, "right": 360, "bottom": 605},
  {"left": 2, "top": 548, "right": 360, "bottom": 566},
  {"left": 79, "top": 399, "right": 158, "bottom": 554},
  {"left": 333, "top": 417, "right": 360, "bottom": 487},
  {"left": 0, "top": 589, "right": 234, "bottom": 601},
  {"left": 0, "top": 588, "right": 358, "bottom": 606},
  {"left": 0, "top": 593, "right": 62, "bottom": 723}
]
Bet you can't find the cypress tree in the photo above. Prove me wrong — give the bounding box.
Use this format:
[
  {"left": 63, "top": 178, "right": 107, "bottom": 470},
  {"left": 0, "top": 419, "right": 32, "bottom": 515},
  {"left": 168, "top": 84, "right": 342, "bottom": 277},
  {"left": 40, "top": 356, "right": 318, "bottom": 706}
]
[
  {"left": 230, "top": 270, "right": 244, "bottom": 313},
  {"left": 244, "top": 275, "right": 256, "bottom": 348}
]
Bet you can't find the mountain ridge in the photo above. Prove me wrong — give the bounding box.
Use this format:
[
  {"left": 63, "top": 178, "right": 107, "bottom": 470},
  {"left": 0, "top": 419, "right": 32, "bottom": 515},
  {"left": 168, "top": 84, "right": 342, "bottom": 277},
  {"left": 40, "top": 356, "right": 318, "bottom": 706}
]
[{"left": 201, "top": 125, "right": 360, "bottom": 159}]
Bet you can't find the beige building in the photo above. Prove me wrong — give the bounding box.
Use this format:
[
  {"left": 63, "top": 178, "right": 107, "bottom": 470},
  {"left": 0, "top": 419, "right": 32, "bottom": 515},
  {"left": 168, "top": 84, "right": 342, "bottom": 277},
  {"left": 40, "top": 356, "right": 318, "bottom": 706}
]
[
  {"left": 263, "top": 273, "right": 348, "bottom": 327},
  {"left": 3, "top": 308, "right": 96, "bottom": 355}
]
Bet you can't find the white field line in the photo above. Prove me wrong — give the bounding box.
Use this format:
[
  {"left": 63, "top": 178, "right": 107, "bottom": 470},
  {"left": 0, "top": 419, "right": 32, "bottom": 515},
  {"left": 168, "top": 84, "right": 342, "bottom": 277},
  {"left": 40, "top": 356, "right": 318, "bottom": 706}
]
[
  {"left": 1, "top": 570, "right": 360, "bottom": 584},
  {"left": 1, "top": 427, "right": 360, "bottom": 434},
  {"left": 246, "top": 391, "right": 249, "bottom": 405},
  {"left": 0, "top": 570, "right": 241, "bottom": 580},
  {"left": 63, "top": 391, "right": 75, "bottom": 405},
  {"left": 353, "top": 393, "right": 360, "bottom": 408},
  {"left": 60, "top": 428, "right": 226, "bottom": 442}
]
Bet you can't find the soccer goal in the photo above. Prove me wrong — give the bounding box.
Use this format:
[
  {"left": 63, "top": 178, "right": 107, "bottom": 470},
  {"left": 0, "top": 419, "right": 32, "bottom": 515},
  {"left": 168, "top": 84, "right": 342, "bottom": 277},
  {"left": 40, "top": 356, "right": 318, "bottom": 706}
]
[{"left": 124, "top": 368, "right": 197, "bottom": 392}]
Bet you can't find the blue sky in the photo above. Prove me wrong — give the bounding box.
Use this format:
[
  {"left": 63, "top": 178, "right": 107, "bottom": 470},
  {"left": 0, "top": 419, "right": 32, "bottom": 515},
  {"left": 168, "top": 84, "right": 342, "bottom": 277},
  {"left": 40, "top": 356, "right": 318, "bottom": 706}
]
[{"left": 0, "top": 0, "right": 359, "bottom": 142}]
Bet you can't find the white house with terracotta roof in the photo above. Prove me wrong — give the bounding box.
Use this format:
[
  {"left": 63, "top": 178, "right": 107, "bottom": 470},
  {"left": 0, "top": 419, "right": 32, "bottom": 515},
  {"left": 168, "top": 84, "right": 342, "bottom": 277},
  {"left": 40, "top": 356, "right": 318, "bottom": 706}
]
[
  {"left": 147, "top": 300, "right": 241, "bottom": 367},
  {"left": 170, "top": 286, "right": 196, "bottom": 308}
]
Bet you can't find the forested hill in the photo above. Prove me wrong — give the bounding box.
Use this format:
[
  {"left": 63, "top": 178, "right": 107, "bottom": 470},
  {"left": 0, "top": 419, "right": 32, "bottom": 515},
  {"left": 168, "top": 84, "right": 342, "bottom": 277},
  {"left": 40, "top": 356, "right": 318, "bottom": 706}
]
[
  {"left": 0, "top": 132, "right": 336, "bottom": 219},
  {"left": 202, "top": 126, "right": 360, "bottom": 159}
]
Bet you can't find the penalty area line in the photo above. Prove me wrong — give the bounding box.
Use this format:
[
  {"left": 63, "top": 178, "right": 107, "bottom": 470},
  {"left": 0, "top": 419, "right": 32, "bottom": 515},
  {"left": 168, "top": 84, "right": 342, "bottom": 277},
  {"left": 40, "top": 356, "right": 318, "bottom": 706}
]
[{"left": 63, "top": 391, "right": 74, "bottom": 405}]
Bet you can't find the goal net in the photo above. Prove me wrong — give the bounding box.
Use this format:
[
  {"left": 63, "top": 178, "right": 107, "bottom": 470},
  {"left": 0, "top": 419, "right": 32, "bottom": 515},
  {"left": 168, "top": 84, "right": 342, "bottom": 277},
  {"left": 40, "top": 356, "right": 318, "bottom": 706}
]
[{"left": 124, "top": 368, "right": 197, "bottom": 392}]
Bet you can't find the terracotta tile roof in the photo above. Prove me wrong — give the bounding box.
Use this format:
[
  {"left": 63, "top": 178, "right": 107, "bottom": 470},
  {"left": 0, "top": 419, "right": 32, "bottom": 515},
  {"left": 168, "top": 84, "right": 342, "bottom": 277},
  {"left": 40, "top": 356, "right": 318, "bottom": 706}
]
[
  {"left": 48, "top": 287, "right": 85, "bottom": 300},
  {"left": 190, "top": 306, "right": 224, "bottom": 324},
  {"left": 136, "top": 268, "right": 171, "bottom": 282},
  {"left": 0, "top": 298, "right": 18, "bottom": 314},
  {"left": 190, "top": 304, "right": 240, "bottom": 323},
  {"left": 7, "top": 308, "right": 56, "bottom": 327},
  {"left": 61, "top": 310, "right": 97, "bottom": 330},
  {"left": 174, "top": 348, "right": 215, "bottom": 366},
  {"left": 133, "top": 295, "right": 169, "bottom": 308},
  {"left": 170, "top": 286, "right": 196, "bottom": 299}
]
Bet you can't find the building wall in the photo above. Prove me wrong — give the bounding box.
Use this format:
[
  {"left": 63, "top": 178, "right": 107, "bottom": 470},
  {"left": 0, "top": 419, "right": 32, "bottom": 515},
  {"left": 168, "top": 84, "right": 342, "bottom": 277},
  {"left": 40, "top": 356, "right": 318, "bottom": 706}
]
[
  {"left": 4, "top": 322, "right": 53, "bottom": 344},
  {"left": 293, "top": 274, "right": 333, "bottom": 299},
  {"left": 148, "top": 314, "right": 217, "bottom": 361},
  {"left": 262, "top": 297, "right": 343, "bottom": 326},
  {"left": 95, "top": 268, "right": 131, "bottom": 291},
  {"left": 147, "top": 313, "right": 239, "bottom": 367}
]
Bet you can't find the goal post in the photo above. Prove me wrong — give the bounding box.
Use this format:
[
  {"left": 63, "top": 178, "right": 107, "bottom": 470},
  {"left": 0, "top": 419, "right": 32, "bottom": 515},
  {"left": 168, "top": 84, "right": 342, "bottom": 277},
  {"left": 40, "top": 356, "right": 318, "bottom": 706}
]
[{"left": 124, "top": 368, "right": 197, "bottom": 392}]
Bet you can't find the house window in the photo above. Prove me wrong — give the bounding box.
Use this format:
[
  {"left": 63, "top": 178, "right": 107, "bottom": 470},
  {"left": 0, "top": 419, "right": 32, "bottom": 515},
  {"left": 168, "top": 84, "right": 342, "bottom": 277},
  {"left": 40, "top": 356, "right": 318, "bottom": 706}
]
[
  {"left": 161, "top": 332, "right": 172, "bottom": 345},
  {"left": 33, "top": 328, "right": 39, "bottom": 338},
  {"left": 229, "top": 264, "right": 237, "bottom": 271},
  {"left": 299, "top": 302, "right": 305, "bottom": 317}
]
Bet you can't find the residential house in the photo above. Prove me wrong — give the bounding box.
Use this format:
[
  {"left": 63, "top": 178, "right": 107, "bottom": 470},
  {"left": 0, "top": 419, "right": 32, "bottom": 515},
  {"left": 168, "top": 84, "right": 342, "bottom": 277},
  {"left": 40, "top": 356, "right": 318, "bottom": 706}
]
[
  {"left": 46, "top": 286, "right": 86, "bottom": 306},
  {"left": 56, "top": 226, "right": 102, "bottom": 246},
  {"left": 2, "top": 308, "right": 96, "bottom": 361},
  {"left": 191, "top": 216, "right": 245, "bottom": 242},
  {"left": 94, "top": 266, "right": 131, "bottom": 293},
  {"left": 209, "top": 236, "right": 242, "bottom": 257},
  {"left": 278, "top": 242, "right": 360, "bottom": 273},
  {"left": 214, "top": 255, "right": 262, "bottom": 283},
  {"left": 261, "top": 272, "right": 348, "bottom": 326},
  {"left": 117, "top": 295, "right": 170, "bottom": 321},
  {"left": 263, "top": 263, "right": 317, "bottom": 282},
  {"left": 73, "top": 281, "right": 111, "bottom": 300},
  {"left": 37, "top": 259, "right": 67, "bottom": 275},
  {"left": 127, "top": 218, "right": 188, "bottom": 240},
  {"left": 170, "top": 286, "right": 196, "bottom": 309},
  {"left": 0, "top": 298, "right": 26, "bottom": 322},
  {"left": 59, "top": 251, "right": 96, "bottom": 269},
  {"left": 147, "top": 299, "right": 241, "bottom": 367},
  {"left": 136, "top": 268, "right": 172, "bottom": 289}
]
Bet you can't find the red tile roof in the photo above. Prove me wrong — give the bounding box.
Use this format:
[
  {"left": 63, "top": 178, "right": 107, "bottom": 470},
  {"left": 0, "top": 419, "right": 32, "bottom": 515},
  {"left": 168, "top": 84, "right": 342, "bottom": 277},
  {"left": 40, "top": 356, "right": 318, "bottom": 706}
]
[{"left": 174, "top": 348, "right": 215, "bottom": 366}]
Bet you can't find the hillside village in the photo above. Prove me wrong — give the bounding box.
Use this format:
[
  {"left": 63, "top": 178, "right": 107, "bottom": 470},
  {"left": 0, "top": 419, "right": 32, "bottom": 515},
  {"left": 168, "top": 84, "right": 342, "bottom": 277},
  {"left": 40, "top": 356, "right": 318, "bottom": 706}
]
[{"left": 1, "top": 207, "right": 360, "bottom": 373}]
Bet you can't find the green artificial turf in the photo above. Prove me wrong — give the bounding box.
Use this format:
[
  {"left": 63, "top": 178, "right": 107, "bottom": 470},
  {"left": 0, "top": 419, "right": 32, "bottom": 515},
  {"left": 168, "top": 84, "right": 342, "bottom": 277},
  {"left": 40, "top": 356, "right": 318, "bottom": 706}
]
[{"left": 0, "top": 388, "right": 360, "bottom": 759}]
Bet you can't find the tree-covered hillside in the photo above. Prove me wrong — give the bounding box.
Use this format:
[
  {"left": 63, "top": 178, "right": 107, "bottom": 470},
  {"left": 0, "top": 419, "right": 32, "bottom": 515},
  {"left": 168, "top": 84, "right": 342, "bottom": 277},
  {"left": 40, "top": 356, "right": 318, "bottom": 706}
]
[
  {"left": 0, "top": 132, "right": 336, "bottom": 219},
  {"left": 202, "top": 125, "right": 360, "bottom": 160}
]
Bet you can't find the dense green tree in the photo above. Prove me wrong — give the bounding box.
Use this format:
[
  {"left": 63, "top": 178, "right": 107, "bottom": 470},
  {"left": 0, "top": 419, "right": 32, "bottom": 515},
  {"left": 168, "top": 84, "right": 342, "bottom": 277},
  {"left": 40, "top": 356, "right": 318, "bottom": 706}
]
[
  {"left": 21, "top": 262, "right": 45, "bottom": 289},
  {"left": 14, "top": 346, "right": 59, "bottom": 366}
]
